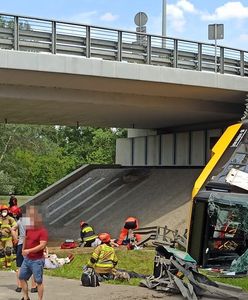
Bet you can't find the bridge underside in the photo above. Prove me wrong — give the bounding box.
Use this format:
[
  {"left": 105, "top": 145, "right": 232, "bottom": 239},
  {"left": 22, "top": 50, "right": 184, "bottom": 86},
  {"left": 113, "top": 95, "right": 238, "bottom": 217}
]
[{"left": 0, "top": 50, "right": 246, "bottom": 129}]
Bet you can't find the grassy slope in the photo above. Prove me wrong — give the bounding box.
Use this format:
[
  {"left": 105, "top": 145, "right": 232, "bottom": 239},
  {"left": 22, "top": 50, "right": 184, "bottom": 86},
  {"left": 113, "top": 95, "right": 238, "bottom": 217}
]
[
  {"left": 45, "top": 248, "right": 248, "bottom": 290},
  {"left": 45, "top": 249, "right": 155, "bottom": 286}
]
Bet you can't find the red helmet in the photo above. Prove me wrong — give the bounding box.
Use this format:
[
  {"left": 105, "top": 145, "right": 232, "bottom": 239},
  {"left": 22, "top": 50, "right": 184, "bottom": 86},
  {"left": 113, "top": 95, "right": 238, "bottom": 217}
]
[
  {"left": 9, "top": 205, "right": 22, "bottom": 216},
  {"left": 80, "top": 221, "right": 87, "bottom": 228},
  {"left": 0, "top": 204, "right": 9, "bottom": 211},
  {"left": 98, "top": 233, "right": 111, "bottom": 243}
]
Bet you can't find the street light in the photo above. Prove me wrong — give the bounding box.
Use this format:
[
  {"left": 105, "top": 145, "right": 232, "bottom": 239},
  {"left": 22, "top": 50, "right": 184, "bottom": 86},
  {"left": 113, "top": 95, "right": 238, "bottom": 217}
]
[{"left": 162, "top": 0, "right": 167, "bottom": 47}]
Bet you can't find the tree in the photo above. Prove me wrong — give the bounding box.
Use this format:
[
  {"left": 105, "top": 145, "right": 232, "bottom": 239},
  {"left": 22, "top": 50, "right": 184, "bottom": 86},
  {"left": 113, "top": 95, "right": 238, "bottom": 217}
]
[{"left": 0, "top": 124, "right": 127, "bottom": 195}]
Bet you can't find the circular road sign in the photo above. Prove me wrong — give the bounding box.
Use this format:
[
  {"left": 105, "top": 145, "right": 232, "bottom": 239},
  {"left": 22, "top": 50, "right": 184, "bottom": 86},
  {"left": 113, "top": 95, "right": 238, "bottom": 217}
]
[{"left": 134, "top": 12, "right": 148, "bottom": 27}]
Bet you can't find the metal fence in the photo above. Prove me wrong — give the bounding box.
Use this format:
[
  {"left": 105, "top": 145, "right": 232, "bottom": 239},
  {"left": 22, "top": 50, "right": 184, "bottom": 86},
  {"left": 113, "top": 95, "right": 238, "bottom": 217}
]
[{"left": 0, "top": 12, "right": 248, "bottom": 76}]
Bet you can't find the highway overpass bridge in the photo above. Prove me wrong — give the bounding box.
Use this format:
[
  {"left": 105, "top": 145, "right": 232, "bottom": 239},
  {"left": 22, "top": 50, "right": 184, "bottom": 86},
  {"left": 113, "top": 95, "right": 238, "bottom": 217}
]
[
  {"left": 0, "top": 12, "right": 248, "bottom": 168},
  {"left": 1, "top": 13, "right": 247, "bottom": 237},
  {"left": 0, "top": 12, "right": 247, "bottom": 130}
]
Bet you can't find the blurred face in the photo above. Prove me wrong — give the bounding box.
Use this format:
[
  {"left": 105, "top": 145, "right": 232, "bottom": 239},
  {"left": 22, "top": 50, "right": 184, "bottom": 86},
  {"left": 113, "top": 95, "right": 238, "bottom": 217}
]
[
  {"left": 1, "top": 210, "right": 8, "bottom": 217},
  {"left": 26, "top": 206, "right": 42, "bottom": 228}
]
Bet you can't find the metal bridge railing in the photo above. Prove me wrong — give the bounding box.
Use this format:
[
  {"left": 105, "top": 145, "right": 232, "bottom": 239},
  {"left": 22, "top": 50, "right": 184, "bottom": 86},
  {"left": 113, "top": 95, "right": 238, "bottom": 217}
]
[{"left": 0, "top": 12, "right": 247, "bottom": 76}]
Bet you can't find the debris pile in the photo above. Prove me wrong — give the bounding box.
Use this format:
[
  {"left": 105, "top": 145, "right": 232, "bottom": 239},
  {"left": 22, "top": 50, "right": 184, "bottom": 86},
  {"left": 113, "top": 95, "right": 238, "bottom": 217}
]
[{"left": 141, "top": 245, "right": 245, "bottom": 300}]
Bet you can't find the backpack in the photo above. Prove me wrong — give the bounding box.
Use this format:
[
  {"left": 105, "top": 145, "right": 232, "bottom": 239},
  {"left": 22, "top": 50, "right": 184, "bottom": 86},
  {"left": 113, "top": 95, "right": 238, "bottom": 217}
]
[{"left": 81, "top": 268, "right": 100, "bottom": 287}]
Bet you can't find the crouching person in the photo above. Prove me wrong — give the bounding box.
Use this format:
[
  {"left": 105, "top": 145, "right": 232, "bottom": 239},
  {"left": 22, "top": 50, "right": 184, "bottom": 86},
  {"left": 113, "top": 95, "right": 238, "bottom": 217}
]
[
  {"left": 87, "top": 233, "right": 118, "bottom": 281},
  {"left": 19, "top": 206, "right": 48, "bottom": 300}
]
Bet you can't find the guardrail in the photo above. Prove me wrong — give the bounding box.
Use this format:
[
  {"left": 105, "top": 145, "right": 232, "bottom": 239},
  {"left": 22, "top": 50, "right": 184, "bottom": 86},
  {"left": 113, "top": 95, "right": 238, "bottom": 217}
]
[{"left": 0, "top": 12, "right": 248, "bottom": 76}]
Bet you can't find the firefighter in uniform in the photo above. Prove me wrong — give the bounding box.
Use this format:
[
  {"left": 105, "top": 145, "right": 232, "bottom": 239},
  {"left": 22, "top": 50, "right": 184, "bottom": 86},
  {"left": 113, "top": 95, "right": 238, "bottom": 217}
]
[
  {"left": 0, "top": 204, "right": 17, "bottom": 268},
  {"left": 80, "top": 221, "right": 97, "bottom": 247},
  {"left": 117, "top": 217, "right": 141, "bottom": 247},
  {"left": 87, "top": 232, "right": 118, "bottom": 280}
]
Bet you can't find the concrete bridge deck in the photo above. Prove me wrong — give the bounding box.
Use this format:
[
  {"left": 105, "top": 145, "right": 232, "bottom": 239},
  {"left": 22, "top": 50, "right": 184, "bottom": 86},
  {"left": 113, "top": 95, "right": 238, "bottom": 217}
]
[{"left": 0, "top": 12, "right": 247, "bottom": 128}]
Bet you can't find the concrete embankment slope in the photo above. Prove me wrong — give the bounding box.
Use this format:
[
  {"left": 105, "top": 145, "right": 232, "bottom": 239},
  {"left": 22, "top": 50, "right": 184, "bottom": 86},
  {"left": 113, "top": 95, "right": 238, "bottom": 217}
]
[{"left": 25, "top": 166, "right": 201, "bottom": 240}]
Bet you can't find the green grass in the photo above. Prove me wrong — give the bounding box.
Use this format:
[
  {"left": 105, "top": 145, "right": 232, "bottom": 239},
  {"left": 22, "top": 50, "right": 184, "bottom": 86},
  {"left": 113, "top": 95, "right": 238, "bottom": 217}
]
[
  {"left": 199, "top": 269, "right": 248, "bottom": 292},
  {"left": 209, "top": 276, "right": 248, "bottom": 291},
  {"left": 44, "top": 249, "right": 155, "bottom": 286},
  {"left": 46, "top": 248, "right": 248, "bottom": 290},
  {"left": 0, "top": 195, "right": 32, "bottom": 206}
]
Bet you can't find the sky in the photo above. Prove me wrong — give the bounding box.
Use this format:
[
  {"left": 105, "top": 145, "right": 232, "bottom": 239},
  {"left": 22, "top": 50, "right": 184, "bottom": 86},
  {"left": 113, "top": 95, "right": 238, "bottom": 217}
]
[{"left": 0, "top": 0, "right": 248, "bottom": 49}]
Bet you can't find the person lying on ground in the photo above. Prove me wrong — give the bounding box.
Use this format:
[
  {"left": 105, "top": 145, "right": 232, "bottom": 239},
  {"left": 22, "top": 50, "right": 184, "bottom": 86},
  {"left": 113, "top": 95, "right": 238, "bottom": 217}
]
[{"left": 44, "top": 247, "right": 74, "bottom": 269}]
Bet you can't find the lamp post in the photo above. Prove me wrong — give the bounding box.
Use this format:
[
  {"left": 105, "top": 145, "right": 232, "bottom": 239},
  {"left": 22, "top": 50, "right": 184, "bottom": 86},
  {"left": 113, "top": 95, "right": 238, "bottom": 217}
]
[{"left": 162, "top": 0, "right": 167, "bottom": 47}]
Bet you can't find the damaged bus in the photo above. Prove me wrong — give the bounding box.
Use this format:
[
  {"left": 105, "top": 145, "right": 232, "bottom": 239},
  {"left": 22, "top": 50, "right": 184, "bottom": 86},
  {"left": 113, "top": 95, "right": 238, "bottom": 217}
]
[{"left": 188, "top": 121, "right": 248, "bottom": 267}]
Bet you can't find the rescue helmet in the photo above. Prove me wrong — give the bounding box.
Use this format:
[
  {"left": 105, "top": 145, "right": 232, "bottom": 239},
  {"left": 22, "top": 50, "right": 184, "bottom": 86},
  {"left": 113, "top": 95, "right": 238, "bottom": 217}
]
[
  {"left": 0, "top": 204, "right": 9, "bottom": 211},
  {"left": 98, "top": 232, "right": 111, "bottom": 243},
  {"left": 0, "top": 204, "right": 9, "bottom": 217},
  {"left": 80, "top": 221, "right": 88, "bottom": 228},
  {"left": 124, "top": 217, "right": 138, "bottom": 230},
  {"left": 9, "top": 205, "right": 22, "bottom": 217}
]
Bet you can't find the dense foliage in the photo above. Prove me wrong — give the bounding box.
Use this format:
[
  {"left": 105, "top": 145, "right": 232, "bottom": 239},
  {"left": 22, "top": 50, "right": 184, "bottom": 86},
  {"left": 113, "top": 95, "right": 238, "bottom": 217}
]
[{"left": 0, "top": 124, "right": 126, "bottom": 195}]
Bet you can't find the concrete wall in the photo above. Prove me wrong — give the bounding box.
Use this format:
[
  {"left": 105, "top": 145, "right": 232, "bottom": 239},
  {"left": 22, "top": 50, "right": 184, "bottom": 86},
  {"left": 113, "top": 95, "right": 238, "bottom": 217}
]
[{"left": 116, "top": 128, "right": 223, "bottom": 166}]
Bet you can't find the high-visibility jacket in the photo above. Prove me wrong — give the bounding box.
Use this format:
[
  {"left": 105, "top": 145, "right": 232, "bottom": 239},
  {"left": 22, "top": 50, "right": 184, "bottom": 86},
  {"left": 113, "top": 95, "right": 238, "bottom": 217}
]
[
  {"left": 0, "top": 216, "right": 16, "bottom": 241},
  {"left": 88, "top": 243, "right": 118, "bottom": 274},
  {"left": 80, "top": 225, "right": 97, "bottom": 243},
  {"left": 117, "top": 217, "right": 141, "bottom": 245}
]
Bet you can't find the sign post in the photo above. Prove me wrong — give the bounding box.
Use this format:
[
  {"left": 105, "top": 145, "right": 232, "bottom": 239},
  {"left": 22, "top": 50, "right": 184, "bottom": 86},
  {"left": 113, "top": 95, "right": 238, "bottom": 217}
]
[
  {"left": 208, "top": 24, "right": 224, "bottom": 73},
  {"left": 134, "top": 12, "right": 148, "bottom": 45}
]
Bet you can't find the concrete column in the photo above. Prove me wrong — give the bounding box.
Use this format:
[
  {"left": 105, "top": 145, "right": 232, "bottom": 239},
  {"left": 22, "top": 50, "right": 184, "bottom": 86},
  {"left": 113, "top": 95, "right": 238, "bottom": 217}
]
[{"left": 116, "top": 138, "right": 132, "bottom": 165}]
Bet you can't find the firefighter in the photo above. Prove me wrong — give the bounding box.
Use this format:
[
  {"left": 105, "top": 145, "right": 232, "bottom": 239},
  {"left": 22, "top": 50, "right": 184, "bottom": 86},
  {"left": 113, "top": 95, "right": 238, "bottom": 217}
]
[
  {"left": 0, "top": 204, "right": 17, "bottom": 268},
  {"left": 117, "top": 217, "right": 141, "bottom": 247},
  {"left": 87, "top": 232, "right": 118, "bottom": 280},
  {"left": 79, "top": 221, "right": 97, "bottom": 247}
]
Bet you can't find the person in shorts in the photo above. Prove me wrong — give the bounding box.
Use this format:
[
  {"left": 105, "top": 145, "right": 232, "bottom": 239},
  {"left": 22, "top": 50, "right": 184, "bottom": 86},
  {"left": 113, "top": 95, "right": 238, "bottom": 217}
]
[
  {"left": 19, "top": 206, "right": 48, "bottom": 300},
  {"left": 10, "top": 206, "right": 37, "bottom": 293}
]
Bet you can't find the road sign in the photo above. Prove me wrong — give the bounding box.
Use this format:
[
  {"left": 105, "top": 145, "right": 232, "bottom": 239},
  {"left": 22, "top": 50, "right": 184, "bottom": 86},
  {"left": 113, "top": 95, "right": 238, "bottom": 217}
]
[
  {"left": 134, "top": 12, "right": 148, "bottom": 27},
  {"left": 208, "top": 24, "right": 224, "bottom": 40}
]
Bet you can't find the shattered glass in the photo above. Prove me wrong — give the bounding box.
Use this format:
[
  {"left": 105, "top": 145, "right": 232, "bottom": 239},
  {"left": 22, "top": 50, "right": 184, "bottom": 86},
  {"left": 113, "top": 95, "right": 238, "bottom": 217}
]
[
  {"left": 206, "top": 192, "right": 248, "bottom": 264},
  {"left": 230, "top": 248, "right": 248, "bottom": 273}
]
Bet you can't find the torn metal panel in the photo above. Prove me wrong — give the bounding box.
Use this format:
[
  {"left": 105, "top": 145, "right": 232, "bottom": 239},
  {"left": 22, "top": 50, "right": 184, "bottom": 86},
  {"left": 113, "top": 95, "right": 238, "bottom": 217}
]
[{"left": 226, "top": 168, "right": 248, "bottom": 191}]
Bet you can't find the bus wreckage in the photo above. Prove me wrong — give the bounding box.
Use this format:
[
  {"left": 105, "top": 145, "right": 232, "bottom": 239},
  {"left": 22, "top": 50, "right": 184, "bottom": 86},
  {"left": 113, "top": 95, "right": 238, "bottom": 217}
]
[{"left": 188, "top": 121, "right": 248, "bottom": 268}]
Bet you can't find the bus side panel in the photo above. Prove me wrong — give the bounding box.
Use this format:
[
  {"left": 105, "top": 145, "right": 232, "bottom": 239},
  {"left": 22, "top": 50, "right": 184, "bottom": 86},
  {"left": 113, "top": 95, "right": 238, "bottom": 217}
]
[{"left": 188, "top": 199, "right": 208, "bottom": 264}]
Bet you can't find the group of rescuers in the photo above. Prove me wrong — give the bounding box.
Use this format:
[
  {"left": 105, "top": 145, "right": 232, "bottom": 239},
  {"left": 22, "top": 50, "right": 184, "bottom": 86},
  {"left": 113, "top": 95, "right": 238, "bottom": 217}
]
[{"left": 0, "top": 196, "right": 142, "bottom": 291}]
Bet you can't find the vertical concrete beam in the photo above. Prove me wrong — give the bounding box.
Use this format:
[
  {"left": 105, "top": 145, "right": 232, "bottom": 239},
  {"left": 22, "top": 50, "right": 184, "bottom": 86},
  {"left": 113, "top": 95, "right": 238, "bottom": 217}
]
[
  {"left": 191, "top": 131, "right": 205, "bottom": 166},
  {"left": 175, "top": 132, "right": 189, "bottom": 166},
  {"left": 116, "top": 138, "right": 132, "bottom": 165},
  {"left": 161, "top": 134, "right": 174, "bottom": 166},
  {"left": 133, "top": 137, "right": 146, "bottom": 165},
  {"left": 147, "top": 135, "right": 160, "bottom": 166}
]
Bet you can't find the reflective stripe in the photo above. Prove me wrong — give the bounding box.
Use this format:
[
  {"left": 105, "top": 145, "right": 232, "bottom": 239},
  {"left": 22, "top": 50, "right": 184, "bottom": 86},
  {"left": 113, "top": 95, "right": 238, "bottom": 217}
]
[
  {"left": 89, "top": 244, "right": 118, "bottom": 270},
  {"left": 83, "top": 227, "right": 93, "bottom": 233},
  {"left": 0, "top": 237, "right": 12, "bottom": 241},
  {"left": 84, "top": 235, "right": 97, "bottom": 242},
  {"left": 1, "top": 224, "right": 12, "bottom": 229},
  {"left": 95, "top": 263, "right": 114, "bottom": 268}
]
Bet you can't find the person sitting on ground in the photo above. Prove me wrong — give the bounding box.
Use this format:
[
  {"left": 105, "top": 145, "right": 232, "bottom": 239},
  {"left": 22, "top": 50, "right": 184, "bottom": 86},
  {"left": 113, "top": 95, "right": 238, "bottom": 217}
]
[
  {"left": 44, "top": 247, "right": 74, "bottom": 269},
  {"left": 86, "top": 232, "right": 118, "bottom": 281},
  {"left": 85, "top": 233, "right": 145, "bottom": 282},
  {"left": 79, "top": 221, "right": 98, "bottom": 247},
  {"left": 117, "top": 217, "right": 141, "bottom": 248}
]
